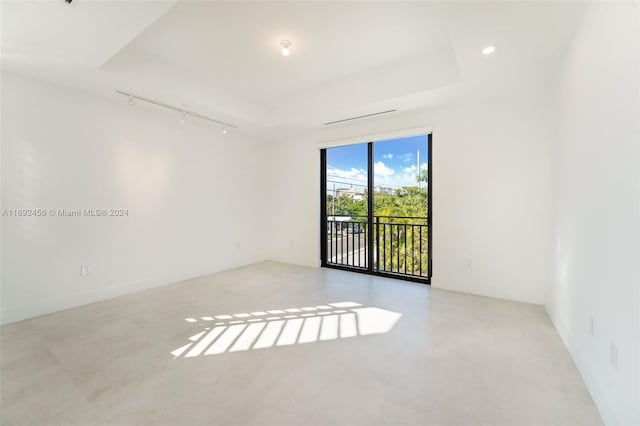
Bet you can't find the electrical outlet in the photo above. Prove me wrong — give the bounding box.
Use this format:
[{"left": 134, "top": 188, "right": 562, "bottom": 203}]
[
  {"left": 80, "top": 265, "right": 91, "bottom": 276},
  {"left": 589, "top": 316, "right": 595, "bottom": 337},
  {"left": 610, "top": 341, "right": 618, "bottom": 371}
]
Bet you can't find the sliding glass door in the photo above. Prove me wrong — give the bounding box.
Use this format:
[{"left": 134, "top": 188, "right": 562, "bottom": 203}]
[
  {"left": 322, "top": 143, "right": 369, "bottom": 269},
  {"left": 321, "top": 133, "right": 432, "bottom": 283}
]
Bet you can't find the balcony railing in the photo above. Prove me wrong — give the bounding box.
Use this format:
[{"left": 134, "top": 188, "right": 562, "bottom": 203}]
[{"left": 326, "top": 215, "right": 429, "bottom": 278}]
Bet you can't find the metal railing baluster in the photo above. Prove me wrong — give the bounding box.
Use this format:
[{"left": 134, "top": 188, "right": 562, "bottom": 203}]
[
  {"left": 324, "top": 215, "right": 428, "bottom": 279},
  {"left": 383, "top": 222, "right": 386, "bottom": 271},
  {"left": 419, "top": 225, "right": 423, "bottom": 276},
  {"left": 396, "top": 225, "right": 400, "bottom": 273}
]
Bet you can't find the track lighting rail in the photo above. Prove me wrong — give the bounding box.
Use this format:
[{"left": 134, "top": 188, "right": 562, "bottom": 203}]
[{"left": 116, "top": 90, "right": 238, "bottom": 130}]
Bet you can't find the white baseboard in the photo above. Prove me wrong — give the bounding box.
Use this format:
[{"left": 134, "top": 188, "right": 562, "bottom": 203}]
[{"left": 0, "top": 258, "right": 268, "bottom": 325}]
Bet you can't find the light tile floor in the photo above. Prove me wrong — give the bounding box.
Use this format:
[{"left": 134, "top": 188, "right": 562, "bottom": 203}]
[{"left": 1, "top": 262, "right": 603, "bottom": 426}]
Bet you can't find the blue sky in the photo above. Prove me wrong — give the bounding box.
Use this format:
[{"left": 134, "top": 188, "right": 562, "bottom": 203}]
[{"left": 326, "top": 135, "right": 428, "bottom": 190}]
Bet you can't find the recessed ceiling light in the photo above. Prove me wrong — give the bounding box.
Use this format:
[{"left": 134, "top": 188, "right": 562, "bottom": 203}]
[
  {"left": 280, "top": 40, "right": 292, "bottom": 57},
  {"left": 482, "top": 45, "right": 496, "bottom": 55}
]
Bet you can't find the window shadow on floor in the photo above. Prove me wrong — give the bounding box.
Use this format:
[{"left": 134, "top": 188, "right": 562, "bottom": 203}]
[{"left": 172, "top": 302, "right": 402, "bottom": 358}]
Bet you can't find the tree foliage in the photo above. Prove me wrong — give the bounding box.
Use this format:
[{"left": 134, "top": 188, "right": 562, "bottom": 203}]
[
  {"left": 327, "top": 186, "right": 427, "bottom": 221},
  {"left": 416, "top": 169, "right": 428, "bottom": 184}
]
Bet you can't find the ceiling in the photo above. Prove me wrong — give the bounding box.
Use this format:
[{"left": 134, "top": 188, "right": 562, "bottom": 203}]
[{"left": 1, "top": 1, "right": 586, "bottom": 140}]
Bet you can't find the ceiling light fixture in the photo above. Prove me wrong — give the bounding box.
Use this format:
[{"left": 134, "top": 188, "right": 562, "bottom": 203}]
[
  {"left": 128, "top": 95, "right": 135, "bottom": 106},
  {"left": 180, "top": 111, "right": 187, "bottom": 124},
  {"left": 280, "top": 40, "right": 292, "bottom": 57},
  {"left": 482, "top": 45, "right": 496, "bottom": 55},
  {"left": 221, "top": 124, "right": 228, "bottom": 135}
]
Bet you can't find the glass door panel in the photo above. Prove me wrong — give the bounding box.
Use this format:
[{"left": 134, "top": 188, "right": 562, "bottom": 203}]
[
  {"left": 373, "top": 135, "right": 429, "bottom": 278},
  {"left": 324, "top": 143, "right": 368, "bottom": 269}
]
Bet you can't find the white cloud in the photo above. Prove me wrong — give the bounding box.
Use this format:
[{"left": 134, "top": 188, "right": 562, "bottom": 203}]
[
  {"left": 382, "top": 153, "right": 393, "bottom": 160},
  {"left": 403, "top": 165, "right": 417, "bottom": 174},
  {"left": 327, "top": 167, "right": 366, "bottom": 181},
  {"left": 374, "top": 161, "right": 395, "bottom": 177},
  {"left": 375, "top": 161, "right": 419, "bottom": 188},
  {"left": 328, "top": 161, "right": 427, "bottom": 190},
  {"left": 327, "top": 167, "right": 367, "bottom": 189}
]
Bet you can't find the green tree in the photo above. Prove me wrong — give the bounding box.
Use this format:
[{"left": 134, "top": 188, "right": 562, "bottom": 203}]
[{"left": 416, "top": 168, "right": 428, "bottom": 184}]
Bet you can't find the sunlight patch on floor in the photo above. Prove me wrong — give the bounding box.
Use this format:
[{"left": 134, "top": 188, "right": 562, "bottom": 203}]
[{"left": 172, "top": 302, "right": 402, "bottom": 358}]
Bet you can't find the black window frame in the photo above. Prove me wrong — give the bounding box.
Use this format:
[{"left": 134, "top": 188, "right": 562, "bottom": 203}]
[{"left": 320, "top": 133, "right": 433, "bottom": 284}]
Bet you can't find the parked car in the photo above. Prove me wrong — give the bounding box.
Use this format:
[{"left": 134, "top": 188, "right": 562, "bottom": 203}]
[{"left": 344, "top": 224, "right": 364, "bottom": 234}]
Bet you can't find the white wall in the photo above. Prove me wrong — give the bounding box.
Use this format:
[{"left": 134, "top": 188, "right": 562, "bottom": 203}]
[
  {"left": 267, "top": 98, "right": 553, "bottom": 305},
  {"left": 1, "top": 71, "right": 268, "bottom": 324},
  {"left": 546, "top": 4, "right": 639, "bottom": 426}
]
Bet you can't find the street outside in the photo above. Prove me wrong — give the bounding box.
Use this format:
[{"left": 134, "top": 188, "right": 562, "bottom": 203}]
[{"left": 327, "top": 232, "right": 367, "bottom": 266}]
